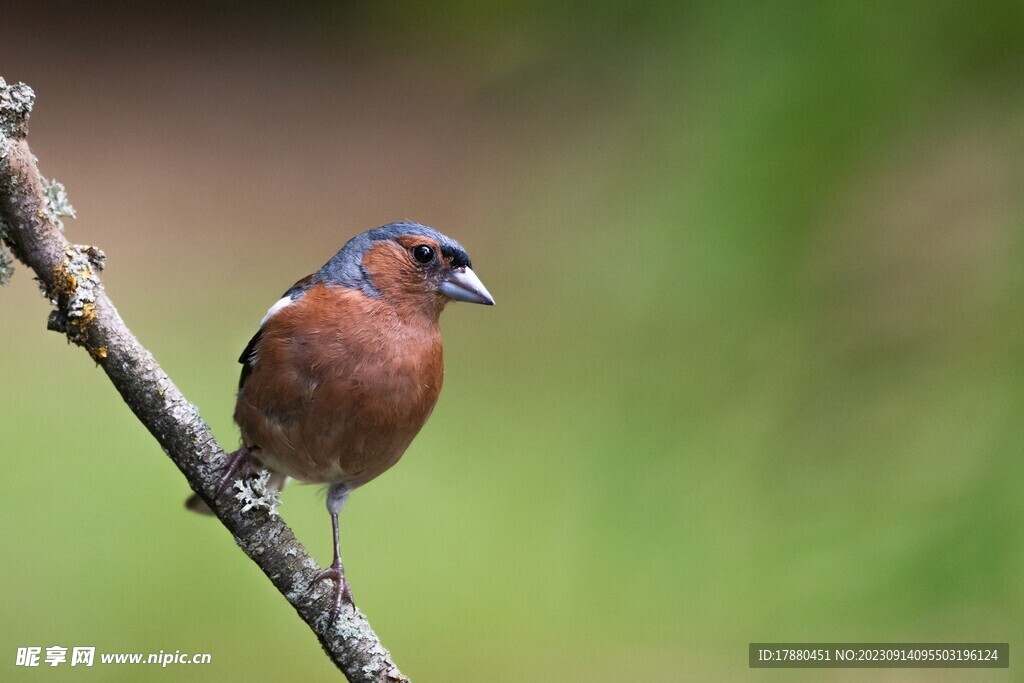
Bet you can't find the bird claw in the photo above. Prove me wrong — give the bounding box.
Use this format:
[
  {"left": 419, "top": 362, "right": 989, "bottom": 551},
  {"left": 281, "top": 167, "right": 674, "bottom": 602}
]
[
  {"left": 309, "top": 563, "right": 355, "bottom": 627},
  {"left": 214, "top": 447, "right": 252, "bottom": 498}
]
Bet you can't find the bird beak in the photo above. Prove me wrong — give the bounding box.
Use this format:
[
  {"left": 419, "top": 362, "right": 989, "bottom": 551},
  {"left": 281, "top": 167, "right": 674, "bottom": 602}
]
[{"left": 438, "top": 267, "right": 495, "bottom": 305}]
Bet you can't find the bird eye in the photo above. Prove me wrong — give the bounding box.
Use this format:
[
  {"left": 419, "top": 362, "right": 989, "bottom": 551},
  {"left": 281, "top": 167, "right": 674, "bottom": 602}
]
[{"left": 412, "top": 244, "right": 435, "bottom": 264}]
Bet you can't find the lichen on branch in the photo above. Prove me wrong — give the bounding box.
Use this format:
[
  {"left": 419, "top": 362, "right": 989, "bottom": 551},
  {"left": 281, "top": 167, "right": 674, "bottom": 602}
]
[
  {"left": 0, "top": 77, "right": 33, "bottom": 138},
  {"left": 0, "top": 219, "right": 12, "bottom": 284},
  {"left": 235, "top": 469, "right": 282, "bottom": 517}
]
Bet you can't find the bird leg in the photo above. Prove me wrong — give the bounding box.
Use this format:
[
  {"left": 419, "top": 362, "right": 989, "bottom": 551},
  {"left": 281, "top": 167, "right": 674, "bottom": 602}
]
[
  {"left": 214, "top": 446, "right": 253, "bottom": 497},
  {"left": 309, "top": 485, "right": 354, "bottom": 627}
]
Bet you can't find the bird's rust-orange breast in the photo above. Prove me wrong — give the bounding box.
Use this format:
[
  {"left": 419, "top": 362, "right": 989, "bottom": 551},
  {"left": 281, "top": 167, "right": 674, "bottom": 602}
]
[{"left": 234, "top": 282, "right": 444, "bottom": 487}]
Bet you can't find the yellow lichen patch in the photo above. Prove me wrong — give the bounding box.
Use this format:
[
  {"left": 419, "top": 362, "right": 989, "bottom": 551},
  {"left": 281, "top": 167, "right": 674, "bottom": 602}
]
[
  {"left": 89, "top": 346, "right": 108, "bottom": 362},
  {"left": 50, "top": 250, "right": 101, "bottom": 345},
  {"left": 79, "top": 302, "right": 97, "bottom": 327},
  {"left": 51, "top": 261, "right": 78, "bottom": 297}
]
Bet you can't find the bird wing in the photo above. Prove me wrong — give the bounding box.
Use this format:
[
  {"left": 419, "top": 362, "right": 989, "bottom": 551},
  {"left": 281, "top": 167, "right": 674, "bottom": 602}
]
[
  {"left": 237, "top": 274, "right": 315, "bottom": 390},
  {"left": 237, "top": 327, "right": 264, "bottom": 390}
]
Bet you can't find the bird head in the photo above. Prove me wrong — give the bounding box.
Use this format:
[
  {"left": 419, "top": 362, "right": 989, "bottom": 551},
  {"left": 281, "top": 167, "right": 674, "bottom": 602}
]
[{"left": 317, "top": 222, "right": 494, "bottom": 318}]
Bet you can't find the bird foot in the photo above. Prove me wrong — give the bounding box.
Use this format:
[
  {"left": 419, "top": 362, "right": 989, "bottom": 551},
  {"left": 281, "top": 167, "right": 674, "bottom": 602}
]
[
  {"left": 309, "top": 562, "right": 355, "bottom": 627},
  {"left": 214, "top": 447, "right": 253, "bottom": 498}
]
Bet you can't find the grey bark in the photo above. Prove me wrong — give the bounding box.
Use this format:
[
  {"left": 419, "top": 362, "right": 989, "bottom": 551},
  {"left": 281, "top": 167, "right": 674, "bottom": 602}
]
[{"left": 0, "top": 77, "right": 407, "bottom": 683}]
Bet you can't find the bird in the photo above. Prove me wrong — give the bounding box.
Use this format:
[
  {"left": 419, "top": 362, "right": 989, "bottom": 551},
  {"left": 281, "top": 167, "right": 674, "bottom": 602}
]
[{"left": 186, "top": 221, "right": 494, "bottom": 625}]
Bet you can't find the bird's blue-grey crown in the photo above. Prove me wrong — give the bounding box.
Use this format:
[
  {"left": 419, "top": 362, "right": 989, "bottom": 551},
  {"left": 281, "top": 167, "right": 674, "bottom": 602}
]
[{"left": 315, "top": 221, "right": 472, "bottom": 297}]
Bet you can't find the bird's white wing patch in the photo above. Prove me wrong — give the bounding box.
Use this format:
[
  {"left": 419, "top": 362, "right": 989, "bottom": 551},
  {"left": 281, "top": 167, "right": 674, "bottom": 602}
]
[{"left": 260, "top": 296, "right": 294, "bottom": 327}]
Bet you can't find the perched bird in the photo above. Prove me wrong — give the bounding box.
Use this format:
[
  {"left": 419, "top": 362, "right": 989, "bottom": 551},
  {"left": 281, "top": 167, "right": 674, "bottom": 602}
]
[{"left": 187, "top": 221, "right": 494, "bottom": 624}]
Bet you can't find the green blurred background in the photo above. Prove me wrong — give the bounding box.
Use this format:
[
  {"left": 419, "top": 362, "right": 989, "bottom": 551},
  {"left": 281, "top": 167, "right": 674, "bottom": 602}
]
[{"left": 3, "top": 2, "right": 1023, "bottom": 681}]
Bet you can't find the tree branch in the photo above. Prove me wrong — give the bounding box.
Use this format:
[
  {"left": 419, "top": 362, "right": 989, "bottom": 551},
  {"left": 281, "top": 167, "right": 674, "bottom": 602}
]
[{"left": 0, "top": 77, "right": 408, "bottom": 683}]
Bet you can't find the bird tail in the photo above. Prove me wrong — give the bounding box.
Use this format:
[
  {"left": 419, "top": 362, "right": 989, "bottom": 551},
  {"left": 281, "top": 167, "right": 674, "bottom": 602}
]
[{"left": 185, "top": 493, "right": 214, "bottom": 515}]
